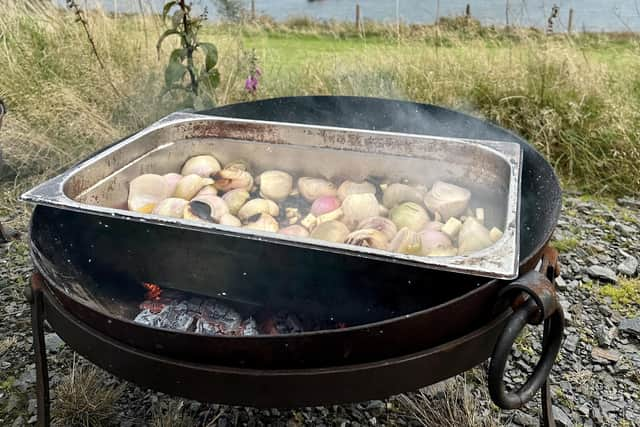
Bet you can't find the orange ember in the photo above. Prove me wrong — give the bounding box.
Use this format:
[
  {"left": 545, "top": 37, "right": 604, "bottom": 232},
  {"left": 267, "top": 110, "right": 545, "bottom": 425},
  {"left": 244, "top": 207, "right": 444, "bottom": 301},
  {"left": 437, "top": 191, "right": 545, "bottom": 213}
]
[{"left": 142, "top": 282, "right": 162, "bottom": 300}]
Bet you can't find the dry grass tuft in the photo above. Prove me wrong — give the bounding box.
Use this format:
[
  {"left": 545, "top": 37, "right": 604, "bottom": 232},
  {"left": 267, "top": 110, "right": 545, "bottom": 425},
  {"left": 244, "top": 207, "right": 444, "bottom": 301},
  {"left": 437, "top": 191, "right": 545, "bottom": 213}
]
[
  {"left": 52, "top": 362, "right": 125, "bottom": 427},
  {"left": 397, "top": 371, "right": 502, "bottom": 427},
  {"left": 150, "top": 400, "right": 195, "bottom": 427},
  {"left": 0, "top": 336, "right": 18, "bottom": 356}
]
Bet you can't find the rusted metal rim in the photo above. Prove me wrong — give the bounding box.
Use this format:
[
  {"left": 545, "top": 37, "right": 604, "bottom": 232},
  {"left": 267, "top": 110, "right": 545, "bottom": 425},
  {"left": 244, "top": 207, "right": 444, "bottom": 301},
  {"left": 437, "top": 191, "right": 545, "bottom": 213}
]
[{"left": 39, "top": 274, "right": 510, "bottom": 407}]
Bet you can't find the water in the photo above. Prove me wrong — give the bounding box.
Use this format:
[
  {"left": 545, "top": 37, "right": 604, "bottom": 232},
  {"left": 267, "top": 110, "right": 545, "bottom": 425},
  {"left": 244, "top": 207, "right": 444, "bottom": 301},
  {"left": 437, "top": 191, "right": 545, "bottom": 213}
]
[{"left": 68, "top": 0, "right": 640, "bottom": 32}]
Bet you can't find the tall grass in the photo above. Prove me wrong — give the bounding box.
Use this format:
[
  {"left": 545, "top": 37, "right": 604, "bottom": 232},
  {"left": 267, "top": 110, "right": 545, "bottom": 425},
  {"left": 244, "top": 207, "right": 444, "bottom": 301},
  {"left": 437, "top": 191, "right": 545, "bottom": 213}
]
[{"left": 0, "top": 0, "right": 638, "bottom": 225}]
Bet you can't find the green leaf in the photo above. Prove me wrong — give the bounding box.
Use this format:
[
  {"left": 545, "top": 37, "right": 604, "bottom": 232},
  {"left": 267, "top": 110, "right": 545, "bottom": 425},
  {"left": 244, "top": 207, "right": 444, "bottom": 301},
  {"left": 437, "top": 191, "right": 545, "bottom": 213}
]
[
  {"left": 169, "top": 48, "right": 187, "bottom": 63},
  {"left": 156, "top": 28, "right": 180, "bottom": 54},
  {"left": 162, "top": 1, "right": 177, "bottom": 22},
  {"left": 201, "top": 68, "right": 220, "bottom": 90},
  {"left": 171, "top": 10, "right": 185, "bottom": 29},
  {"left": 198, "top": 42, "right": 218, "bottom": 71},
  {"left": 165, "top": 60, "right": 187, "bottom": 87}
]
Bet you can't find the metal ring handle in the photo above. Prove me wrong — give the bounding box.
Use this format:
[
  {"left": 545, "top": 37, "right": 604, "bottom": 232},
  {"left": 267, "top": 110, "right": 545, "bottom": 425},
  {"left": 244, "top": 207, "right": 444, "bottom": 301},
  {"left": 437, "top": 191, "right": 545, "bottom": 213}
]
[{"left": 488, "top": 298, "right": 564, "bottom": 409}]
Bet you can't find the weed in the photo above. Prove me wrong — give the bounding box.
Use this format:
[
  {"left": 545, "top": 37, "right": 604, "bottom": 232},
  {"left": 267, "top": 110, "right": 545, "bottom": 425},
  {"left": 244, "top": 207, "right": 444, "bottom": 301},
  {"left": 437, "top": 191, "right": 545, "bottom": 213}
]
[
  {"left": 598, "top": 278, "right": 640, "bottom": 316},
  {"left": 552, "top": 238, "right": 580, "bottom": 252},
  {"left": 52, "top": 362, "right": 125, "bottom": 427}
]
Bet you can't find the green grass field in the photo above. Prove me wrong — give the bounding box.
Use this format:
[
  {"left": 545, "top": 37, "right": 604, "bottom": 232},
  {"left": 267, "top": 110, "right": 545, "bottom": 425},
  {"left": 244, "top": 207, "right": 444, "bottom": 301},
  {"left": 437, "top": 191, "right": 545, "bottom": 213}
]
[{"left": 1, "top": 2, "right": 639, "bottom": 226}]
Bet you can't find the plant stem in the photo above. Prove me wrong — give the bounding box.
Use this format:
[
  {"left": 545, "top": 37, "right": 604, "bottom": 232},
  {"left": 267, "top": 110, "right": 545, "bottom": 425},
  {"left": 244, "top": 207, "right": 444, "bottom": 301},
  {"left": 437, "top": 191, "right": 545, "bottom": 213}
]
[{"left": 178, "top": 0, "right": 198, "bottom": 95}]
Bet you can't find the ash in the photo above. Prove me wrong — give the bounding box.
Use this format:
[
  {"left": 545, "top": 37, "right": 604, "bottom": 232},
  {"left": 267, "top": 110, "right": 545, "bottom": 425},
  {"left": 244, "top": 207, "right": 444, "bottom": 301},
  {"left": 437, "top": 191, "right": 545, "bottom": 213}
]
[{"left": 134, "top": 292, "right": 258, "bottom": 336}]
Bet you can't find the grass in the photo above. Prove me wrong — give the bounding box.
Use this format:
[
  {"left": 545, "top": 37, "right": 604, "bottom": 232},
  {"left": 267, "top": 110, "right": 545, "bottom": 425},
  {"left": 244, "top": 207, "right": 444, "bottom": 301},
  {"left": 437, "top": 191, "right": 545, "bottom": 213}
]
[
  {"left": 397, "top": 371, "right": 501, "bottom": 427},
  {"left": 552, "top": 237, "right": 580, "bottom": 252},
  {"left": 598, "top": 278, "right": 640, "bottom": 316},
  {"left": 52, "top": 362, "right": 125, "bottom": 427},
  {"left": 0, "top": 1, "right": 639, "bottom": 223}
]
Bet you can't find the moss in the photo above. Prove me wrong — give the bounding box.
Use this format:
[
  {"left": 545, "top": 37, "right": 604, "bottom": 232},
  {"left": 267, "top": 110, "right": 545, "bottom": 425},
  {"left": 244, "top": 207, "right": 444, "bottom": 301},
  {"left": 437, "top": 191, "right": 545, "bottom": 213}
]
[
  {"left": 552, "top": 238, "right": 580, "bottom": 252},
  {"left": 598, "top": 278, "right": 640, "bottom": 316}
]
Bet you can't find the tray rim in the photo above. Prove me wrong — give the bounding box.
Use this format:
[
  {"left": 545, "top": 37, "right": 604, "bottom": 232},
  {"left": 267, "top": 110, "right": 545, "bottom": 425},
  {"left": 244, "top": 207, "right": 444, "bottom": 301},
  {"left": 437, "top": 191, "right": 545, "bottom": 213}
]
[{"left": 21, "top": 112, "right": 522, "bottom": 280}]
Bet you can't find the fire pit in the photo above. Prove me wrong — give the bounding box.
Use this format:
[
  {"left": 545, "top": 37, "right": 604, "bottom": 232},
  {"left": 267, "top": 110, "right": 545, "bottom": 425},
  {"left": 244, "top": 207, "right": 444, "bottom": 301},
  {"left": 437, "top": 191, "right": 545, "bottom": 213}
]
[{"left": 23, "top": 96, "right": 564, "bottom": 426}]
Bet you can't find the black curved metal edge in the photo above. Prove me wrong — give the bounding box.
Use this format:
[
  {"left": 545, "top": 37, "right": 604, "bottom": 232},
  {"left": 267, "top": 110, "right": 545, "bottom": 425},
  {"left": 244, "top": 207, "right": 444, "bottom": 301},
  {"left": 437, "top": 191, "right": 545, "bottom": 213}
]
[{"left": 36, "top": 274, "right": 509, "bottom": 408}]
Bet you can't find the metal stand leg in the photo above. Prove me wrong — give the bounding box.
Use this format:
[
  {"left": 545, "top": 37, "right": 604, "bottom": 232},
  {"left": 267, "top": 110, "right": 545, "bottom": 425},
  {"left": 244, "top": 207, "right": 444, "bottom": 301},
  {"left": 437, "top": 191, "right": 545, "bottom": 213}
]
[{"left": 25, "top": 273, "right": 51, "bottom": 427}]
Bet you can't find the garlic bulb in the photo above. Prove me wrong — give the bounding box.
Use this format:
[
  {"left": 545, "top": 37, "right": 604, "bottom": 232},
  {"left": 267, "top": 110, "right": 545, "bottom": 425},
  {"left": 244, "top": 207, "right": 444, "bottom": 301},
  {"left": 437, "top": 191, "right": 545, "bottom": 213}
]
[
  {"left": 258, "top": 170, "right": 293, "bottom": 202},
  {"left": 297, "top": 177, "right": 337, "bottom": 202},
  {"left": 310, "top": 220, "right": 350, "bottom": 243},
  {"left": 457, "top": 217, "right": 493, "bottom": 255},
  {"left": 389, "top": 202, "right": 429, "bottom": 232},
  {"left": 423, "top": 181, "right": 471, "bottom": 220},
  {"left": 181, "top": 155, "right": 221, "bottom": 177},
  {"left": 152, "top": 198, "right": 188, "bottom": 218},
  {"left": 382, "top": 183, "right": 424, "bottom": 208},
  {"left": 341, "top": 193, "right": 381, "bottom": 229},
  {"left": 128, "top": 174, "right": 172, "bottom": 213},
  {"left": 237, "top": 198, "right": 280, "bottom": 221},
  {"left": 337, "top": 181, "right": 376, "bottom": 201}
]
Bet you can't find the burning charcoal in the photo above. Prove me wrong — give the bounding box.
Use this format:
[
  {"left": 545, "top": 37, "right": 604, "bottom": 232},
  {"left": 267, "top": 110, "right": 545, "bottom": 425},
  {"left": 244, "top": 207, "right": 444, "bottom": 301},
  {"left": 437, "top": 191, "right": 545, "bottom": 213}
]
[
  {"left": 134, "top": 308, "right": 166, "bottom": 328},
  {"left": 195, "top": 301, "right": 244, "bottom": 336},
  {"left": 156, "top": 302, "right": 197, "bottom": 331},
  {"left": 261, "top": 312, "right": 304, "bottom": 335},
  {"left": 240, "top": 317, "right": 259, "bottom": 336}
]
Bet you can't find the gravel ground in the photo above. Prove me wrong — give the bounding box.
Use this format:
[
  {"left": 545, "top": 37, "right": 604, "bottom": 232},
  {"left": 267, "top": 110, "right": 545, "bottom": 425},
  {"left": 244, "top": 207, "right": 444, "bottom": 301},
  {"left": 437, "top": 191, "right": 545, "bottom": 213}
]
[{"left": 1, "top": 195, "right": 638, "bottom": 426}]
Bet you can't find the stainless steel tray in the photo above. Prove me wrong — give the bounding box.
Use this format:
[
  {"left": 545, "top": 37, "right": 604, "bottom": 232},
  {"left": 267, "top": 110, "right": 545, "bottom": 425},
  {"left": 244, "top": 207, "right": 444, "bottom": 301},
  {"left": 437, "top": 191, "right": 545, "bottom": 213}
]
[{"left": 22, "top": 112, "right": 522, "bottom": 279}]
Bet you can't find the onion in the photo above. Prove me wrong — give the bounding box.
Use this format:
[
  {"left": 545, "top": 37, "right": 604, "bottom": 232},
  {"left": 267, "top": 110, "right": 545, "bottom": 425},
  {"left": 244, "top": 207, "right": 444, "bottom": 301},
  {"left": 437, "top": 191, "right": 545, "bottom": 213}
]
[
  {"left": 341, "top": 193, "right": 381, "bottom": 229},
  {"left": 457, "top": 217, "right": 493, "bottom": 255},
  {"left": 238, "top": 198, "right": 279, "bottom": 221},
  {"left": 163, "top": 173, "right": 183, "bottom": 196},
  {"left": 337, "top": 181, "right": 376, "bottom": 201},
  {"left": 423, "top": 181, "right": 471, "bottom": 220},
  {"left": 311, "top": 196, "right": 341, "bottom": 216},
  {"left": 222, "top": 189, "right": 250, "bottom": 215},
  {"left": 181, "top": 155, "right": 221, "bottom": 177},
  {"left": 152, "top": 197, "right": 189, "bottom": 218},
  {"left": 297, "top": 177, "right": 337, "bottom": 201},
  {"left": 279, "top": 225, "right": 310, "bottom": 238},
  {"left": 128, "top": 174, "right": 172, "bottom": 213},
  {"left": 389, "top": 202, "right": 429, "bottom": 232},
  {"left": 173, "top": 174, "right": 213, "bottom": 200},
  {"left": 418, "top": 230, "right": 453, "bottom": 256},
  {"left": 258, "top": 170, "right": 293, "bottom": 202},
  {"left": 191, "top": 195, "right": 229, "bottom": 221},
  {"left": 356, "top": 217, "right": 397, "bottom": 241},
  {"left": 219, "top": 213, "right": 242, "bottom": 227},
  {"left": 310, "top": 220, "right": 350, "bottom": 243},
  {"left": 244, "top": 213, "right": 279, "bottom": 233},
  {"left": 382, "top": 183, "right": 424, "bottom": 208}
]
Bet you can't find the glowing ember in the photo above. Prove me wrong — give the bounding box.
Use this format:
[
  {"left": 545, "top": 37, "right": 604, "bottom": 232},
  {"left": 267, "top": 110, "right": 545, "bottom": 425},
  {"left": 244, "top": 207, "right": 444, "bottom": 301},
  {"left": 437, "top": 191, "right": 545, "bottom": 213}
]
[{"left": 142, "top": 282, "right": 162, "bottom": 300}]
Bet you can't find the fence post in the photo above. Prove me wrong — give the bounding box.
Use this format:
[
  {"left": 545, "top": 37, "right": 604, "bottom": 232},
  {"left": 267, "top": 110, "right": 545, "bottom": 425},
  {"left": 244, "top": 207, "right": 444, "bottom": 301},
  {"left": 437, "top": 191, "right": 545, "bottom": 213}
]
[
  {"left": 505, "top": 0, "right": 510, "bottom": 29},
  {"left": 251, "top": 0, "right": 256, "bottom": 21},
  {"left": 355, "top": 3, "right": 361, "bottom": 31},
  {"left": 568, "top": 8, "right": 574, "bottom": 34},
  {"left": 465, "top": 4, "right": 471, "bottom": 18}
]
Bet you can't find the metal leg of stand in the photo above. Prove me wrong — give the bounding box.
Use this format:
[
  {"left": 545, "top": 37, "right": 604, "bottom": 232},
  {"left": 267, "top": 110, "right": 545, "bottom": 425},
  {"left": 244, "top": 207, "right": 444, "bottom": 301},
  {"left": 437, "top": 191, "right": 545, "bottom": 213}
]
[
  {"left": 26, "top": 273, "right": 51, "bottom": 427},
  {"left": 541, "top": 380, "right": 555, "bottom": 427}
]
